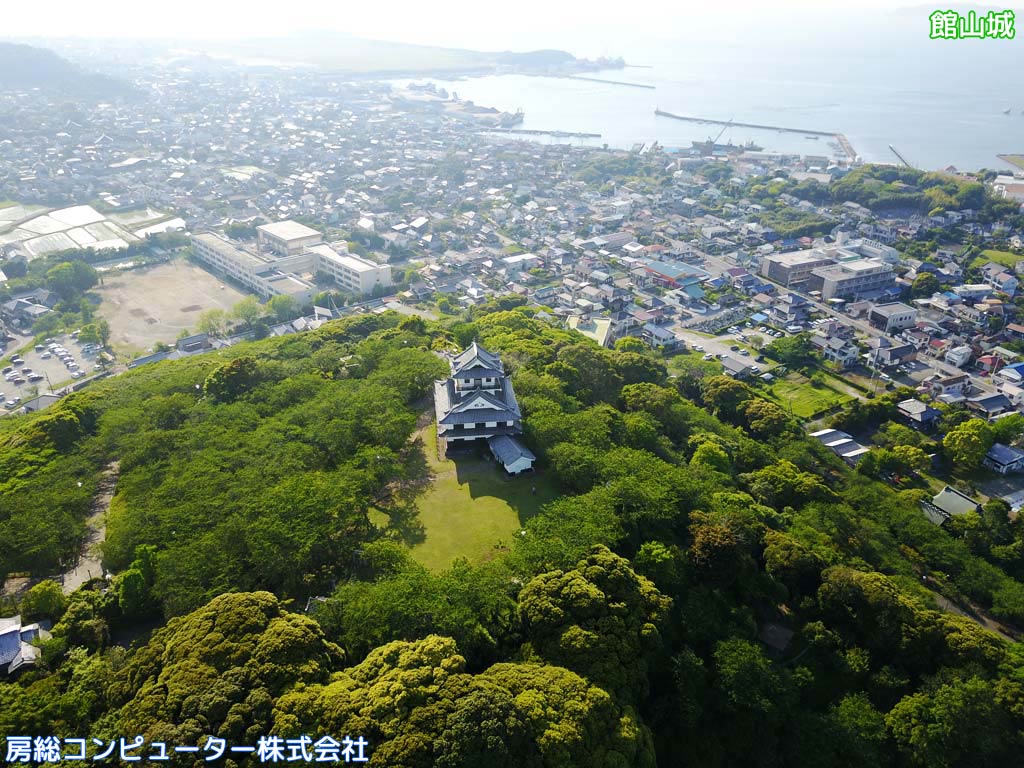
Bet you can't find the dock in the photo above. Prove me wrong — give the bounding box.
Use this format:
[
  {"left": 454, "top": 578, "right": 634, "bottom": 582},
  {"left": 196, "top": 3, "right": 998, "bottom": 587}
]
[
  {"left": 888, "top": 144, "right": 914, "bottom": 168},
  {"left": 476, "top": 128, "right": 602, "bottom": 139},
  {"left": 655, "top": 109, "right": 857, "bottom": 162},
  {"left": 567, "top": 75, "right": 655, "bottom": 90}
]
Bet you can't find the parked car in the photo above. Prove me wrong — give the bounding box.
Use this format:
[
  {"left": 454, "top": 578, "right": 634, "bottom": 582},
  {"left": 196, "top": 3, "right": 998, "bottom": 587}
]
[
  {"left": 28, "top": 374, "right": 44, "bottom": 383},
  {"left": 12, "top": 377, "right": 25, "bottom": 386},
  {"left": 1, "top": 366, "right": 11, "bottom": 375},
  {"left": 71, "top": 370, "right": 86, "bottom": 379},
  {"left": 694, "top": 345, "right": 705, "bottom": 352},
  {"left": 4, "top": 400, "right": 17, "bottom": 410},
  {"left": 703, "top": 353, "right": 715, "bottom": 361},
  {"left": 739, "top": 349, "right": 750, "bottom": 356},
  {"left": 40, "top": 352, "right": 51, "bottom": 359}
]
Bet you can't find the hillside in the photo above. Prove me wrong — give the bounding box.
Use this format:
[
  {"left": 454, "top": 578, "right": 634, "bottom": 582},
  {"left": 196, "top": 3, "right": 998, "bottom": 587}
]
[
  {"left": 191, "top": 33, "right": 612, "bottom": 76},
  {"left": 0, "top": 42, "right": 134, "bottom": 98},
  {"left": 2, "top": 303, "right": 1024, "bottom": 764}
]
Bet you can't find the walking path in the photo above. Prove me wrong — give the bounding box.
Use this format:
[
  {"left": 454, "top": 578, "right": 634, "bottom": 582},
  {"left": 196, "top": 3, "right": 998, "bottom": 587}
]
[{"left": 62, "top": 461, "right": 119, "bottom": 594}]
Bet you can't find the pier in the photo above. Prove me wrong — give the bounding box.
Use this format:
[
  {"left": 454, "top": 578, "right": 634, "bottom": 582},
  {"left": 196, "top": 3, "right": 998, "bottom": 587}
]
[
  {"left": 888, "top": 144, "right": 915, "bottom": 168},
  {"left": 655, "top": 109, "right": 857, "bottom": 162},
  {"left": 567, "top": 75, "right": 655, "bottom": 90},
  {"left": 476, "top": 128, "right": 602, "bottom": 139}
]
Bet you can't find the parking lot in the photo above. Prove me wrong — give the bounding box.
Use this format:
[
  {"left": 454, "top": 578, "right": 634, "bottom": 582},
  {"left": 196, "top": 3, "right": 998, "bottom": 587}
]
[{"left": 2, "top": 332, "right": 106, "bottom": 410}]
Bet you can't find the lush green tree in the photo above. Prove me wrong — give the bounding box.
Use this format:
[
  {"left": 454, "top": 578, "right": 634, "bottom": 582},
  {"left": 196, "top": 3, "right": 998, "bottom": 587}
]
[
  {"left": 886, "top": 676, "right": 1022, "bottom": 767},
  {"left": 46, "top": 260, "right": 98, "bottom": 300},
  {"left": 943, "top": 418, "right": 994, "bottom": 469},
  {"left": 267, "top": 294, "right": 298, "bottom": 322},
  {"left": 196, "top": 308, "right": 228, "bottom": 337},
  {"left": 614, "top": 336, "right": 646, "bottom": 353},
  {"left": 202, "top": 356, "right": 260, "bottom": 402},
  {"left": 109, "top": 592, "right": 343, "bottom": 742},
  {"left": 765, "top": 334, "right": 817, "bottom": 368},
  {"left": 20, "top": 579, "right": 68, "bottom": 621},
  {"left": 517, "top": 545, "right": 670, "bottom": 701},
  {"left": 911, "top": 272, "right": 940, "bottom": 298},
  {"left": 231, "top": 295, "right": 264, "bottom": 328},
  {"left": 701, "top": 376, "right": 752, "bottom": 420},
  {"left": 273, "top": 635, "right": 655, "bottom": 768}
]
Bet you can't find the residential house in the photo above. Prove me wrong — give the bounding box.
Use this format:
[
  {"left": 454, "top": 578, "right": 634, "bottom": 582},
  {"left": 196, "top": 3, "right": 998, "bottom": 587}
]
[
  {"left": 897, "top": 398, "right": 940, "bottom": 430},
  {"left": 980, "top": 262, "right": 1019, "bottom": 295},
  {"left": 967, "top": 393, "right": 1014, "bottom": 420},
  {"left": 983, "top": 443, "right": 1024, "bottom": 475},
  {"left": 930, "top": 373, "right": 971, "bottom": 397},
  {"left": 945, "top": 345, "right": 973, "bottom": 368},
  {"left": 642, "top": 322, "right": 680, "bottom": 350}
]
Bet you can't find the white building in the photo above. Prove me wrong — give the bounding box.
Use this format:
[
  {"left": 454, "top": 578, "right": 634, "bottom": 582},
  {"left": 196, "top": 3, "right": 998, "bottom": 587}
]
[
  {"left": 868, "top": 302, "right": 918, "bottom": 333},
  {"left": 192, "top": 233, "right": 316, "bottom": 302},
  {"left": 193, "top": 230, "right": 391, "bottom": 300},
  {"left": 257, "top": 220, "right": 324, "bottom": 256},
  {"left": 307, "top": 244, "right": 392, "bottom": 297}
]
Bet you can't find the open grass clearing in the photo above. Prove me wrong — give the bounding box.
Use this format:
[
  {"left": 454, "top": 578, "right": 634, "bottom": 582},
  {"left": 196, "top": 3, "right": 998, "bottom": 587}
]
[
  {"left": 395, "top": 425, "right": 559, "bottom": 571},
  {"left": 762, "top": 372, "right": 853, "bottom": 419}
]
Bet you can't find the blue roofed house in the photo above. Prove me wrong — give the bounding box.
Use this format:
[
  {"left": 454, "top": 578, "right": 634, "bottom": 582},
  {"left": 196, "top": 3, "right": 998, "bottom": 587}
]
[{"left": 434, "top": 343, "right": 534, "bottom": 474}]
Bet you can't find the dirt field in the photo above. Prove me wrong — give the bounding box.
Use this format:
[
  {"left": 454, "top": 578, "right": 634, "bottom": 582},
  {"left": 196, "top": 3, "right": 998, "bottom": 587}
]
[{"left": 97, "top": 259, "right": 248, "bottom": 353}]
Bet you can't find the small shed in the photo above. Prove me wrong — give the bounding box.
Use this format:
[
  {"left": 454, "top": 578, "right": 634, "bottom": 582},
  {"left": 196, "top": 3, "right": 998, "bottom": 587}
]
[{"left": 488, "top": 435, "right": 536, "bottom": 475}]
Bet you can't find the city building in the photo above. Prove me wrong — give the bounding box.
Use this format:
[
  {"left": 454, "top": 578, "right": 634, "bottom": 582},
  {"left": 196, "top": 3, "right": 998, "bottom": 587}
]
[
  {"left": 809, "top": 259, "right": 896, "bottom": 300},
  {"left": 306, "top": 244, "right": 392, "bottom": 296},
  {"left": 192, "top": 230, "right": 391, "bottom": 300},
  {"left": 257, "top": 220, "right": 324, "bottom": 256},
  {"left": 191, "top": 233, "right": 316, "bottom": 302},
  {"left": 759, "top": 250, "right": 834, "bottom": 287},
  {"left": 868, "top": 302, "right": 918, "bottom": 333}
]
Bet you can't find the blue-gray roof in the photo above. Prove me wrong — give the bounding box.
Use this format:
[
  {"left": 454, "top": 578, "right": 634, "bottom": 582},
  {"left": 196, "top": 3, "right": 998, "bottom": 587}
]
[
  {"left": 488, "top": 435, "right": 536, "bottom": 465},
  {"left": 987, "top": 442, "right": 1024, "bottom": 466}
]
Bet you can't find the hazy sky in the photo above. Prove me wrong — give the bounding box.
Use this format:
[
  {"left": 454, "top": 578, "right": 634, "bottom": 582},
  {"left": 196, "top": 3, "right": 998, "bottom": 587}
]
[{"left": 3, "top": 1, "right": 954, "bottom": 54}]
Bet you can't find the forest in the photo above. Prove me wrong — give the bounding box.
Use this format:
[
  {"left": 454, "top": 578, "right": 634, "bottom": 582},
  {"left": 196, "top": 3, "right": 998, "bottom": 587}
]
[{"left": 2, "top": 303, "right": 1024, "bottom": 766}]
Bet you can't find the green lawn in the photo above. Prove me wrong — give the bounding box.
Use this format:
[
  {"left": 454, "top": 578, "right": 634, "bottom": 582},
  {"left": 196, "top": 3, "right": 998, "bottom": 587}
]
[
  {"left": 763, "top": 374, "right": 853, "bottom": 419},
  {"left": 973, "top": 249, "right": 1022, "bottom": 269},
  {"left": 403, "top": 427, "right": 559, "bottom": 571}
]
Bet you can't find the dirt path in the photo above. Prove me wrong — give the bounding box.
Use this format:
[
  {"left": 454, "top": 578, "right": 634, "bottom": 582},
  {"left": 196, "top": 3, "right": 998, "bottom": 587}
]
[
  {"left": 62, "top": 461, "right": 119, "bottom": 594},
  {"left": 932, "top": 591, "right": 1017, "bottom": 643}
]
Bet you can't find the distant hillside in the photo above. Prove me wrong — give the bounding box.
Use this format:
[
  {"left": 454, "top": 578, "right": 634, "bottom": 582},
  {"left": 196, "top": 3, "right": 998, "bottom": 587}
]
[
  {"left": 0, "top": 42, "right": 134, "bottom": 97},
  {"left": 191, "top": 34, "right": 611, "bottom": 76}
]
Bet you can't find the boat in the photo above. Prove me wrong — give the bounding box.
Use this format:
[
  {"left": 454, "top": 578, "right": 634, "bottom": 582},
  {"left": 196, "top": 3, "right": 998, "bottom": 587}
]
[
  {"left": 805, "top": 135, "right": 819, "bottom": 140},
  {"left": 1004, "top": 108, "right": 1013, "bottom": 114}
]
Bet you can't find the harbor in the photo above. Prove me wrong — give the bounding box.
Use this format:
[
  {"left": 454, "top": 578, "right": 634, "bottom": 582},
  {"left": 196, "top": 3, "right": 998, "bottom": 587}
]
[
  {"left": 655, "top": 109, "right": 857, "bottom": 163},
  {"left": 476, "top": 127, "right": 602, "bottom": 139}
]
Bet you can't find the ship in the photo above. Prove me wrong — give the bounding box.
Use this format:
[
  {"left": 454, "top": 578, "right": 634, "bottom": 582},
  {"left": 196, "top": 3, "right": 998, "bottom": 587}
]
[
  {"left": 690, "top": 138, "right": 763, "bottom": 155},
  {"left": 496, "top": 108, "right": 525, "bottom": 128}
]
